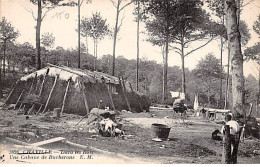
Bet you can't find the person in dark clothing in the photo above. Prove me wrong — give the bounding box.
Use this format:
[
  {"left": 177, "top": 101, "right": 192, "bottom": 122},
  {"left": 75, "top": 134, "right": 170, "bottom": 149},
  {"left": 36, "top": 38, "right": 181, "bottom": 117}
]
[
  {"left": 173, "top": 98, "right": 188, "bottom": 123},
  {"left": 173, "top": 98, "right": 187, "bottom": 114}
]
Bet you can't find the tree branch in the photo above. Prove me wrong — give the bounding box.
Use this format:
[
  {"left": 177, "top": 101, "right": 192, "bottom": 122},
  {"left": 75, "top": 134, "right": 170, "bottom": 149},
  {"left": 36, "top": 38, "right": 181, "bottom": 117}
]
[
  {"left": 119, "top": 0, "right": 134, "bottom": 12},
  {"left": 184, "top": 37, "right": 214, "bottom": 57},
  {"left": 41, "top": 7, "right": 56, "bottom": 21},
  {"left": 117, "top": 12, "right": 125, "bottom": 32},
  {"left": 23, "top": 6, "right": 37, "bottom": 20},
  {"left": 242, "top": 0, "right": 255, "bottom": 7},
  {"left": 175, "top": 50, "right": 182, "bottom": 56},
  {"left": 109, "top": 0, "right": 117, "bottom": 8},
  {"left": 169, "top": 45, "right": 181, "bottom": 52},
  {"left": 184, "top": 36, "right": 206, "bottom": 45}
]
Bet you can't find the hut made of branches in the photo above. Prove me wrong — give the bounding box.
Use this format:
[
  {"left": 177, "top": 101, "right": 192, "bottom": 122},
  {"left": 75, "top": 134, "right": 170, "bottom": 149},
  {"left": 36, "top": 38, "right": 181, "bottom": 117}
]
[{"left": 5, "top": 64, "right": 150, "bottom": 115}]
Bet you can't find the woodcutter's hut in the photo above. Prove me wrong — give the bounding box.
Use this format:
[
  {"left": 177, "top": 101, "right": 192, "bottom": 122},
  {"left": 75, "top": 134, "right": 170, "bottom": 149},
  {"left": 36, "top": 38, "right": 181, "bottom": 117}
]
[{"left": 5, "top": 64, "right": 150, "bottom": 115}]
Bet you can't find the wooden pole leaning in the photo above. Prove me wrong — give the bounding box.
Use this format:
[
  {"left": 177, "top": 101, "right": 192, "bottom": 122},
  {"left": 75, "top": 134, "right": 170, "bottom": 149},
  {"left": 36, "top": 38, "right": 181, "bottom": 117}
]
[
  {"left": 60, "top": 78, "right": 71, "bottom": 115},
  {"left": 78, "top": 79, "right": 89, "bottom": 114},
  {"left": 102, "top": 78, "right": 115, "bottom": 110},
  {"left": 91, "top": 83, "right": 99, "bottom": 108},
  {"left": 120, "top": 77, "right": 131, "bottom": 112},
  {"left": 38, "top": 68, "right": 49, "bottom": 97},
  {"left": 14, "top": 90, "right": 24, "bottom": 109},
  {"left": 42, "top": 74, "right": 59, "bottom": 113},
  {"left": 4, "top": 80, "right": 18, "bottom": 106}
]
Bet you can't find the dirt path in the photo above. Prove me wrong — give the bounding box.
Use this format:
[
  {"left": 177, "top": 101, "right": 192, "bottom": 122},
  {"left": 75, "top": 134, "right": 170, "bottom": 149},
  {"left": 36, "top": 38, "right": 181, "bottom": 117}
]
[{"left": 0, "top": 107, "right": 260, "bottom": 164}]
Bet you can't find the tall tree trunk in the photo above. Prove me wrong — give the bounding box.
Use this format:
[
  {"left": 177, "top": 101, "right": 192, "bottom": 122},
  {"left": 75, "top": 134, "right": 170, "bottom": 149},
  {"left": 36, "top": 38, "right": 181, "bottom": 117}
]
[
  {"left": 86, "top": 36, "right": 89, "bottom": 54},
  {"left": 0, "top": 56, "right": 3, "bottom": 98},
  {"left": 181, "top": 35, "right": 186, "bottom": 94},
  {"left": 225, "top": 0, "right": 245, "bottom": 118},
  {"left": 3, "top": 42, "right": 6, "bottom": 78},
  {"left": 224, "top": 46, "right": 231, "bottom": 110},
  {"left": 136, "top": 0, "right": 140, "bottom": 91},
  {"left": 93, "top": 40, "right": 96, "bottom": 70},
  {"left": 96, "top": 40, "right": 98, "bottom": 70},
  {"left": 258, "top": 68, "right": 260, "bottom": 114},
  {"left": 112, "top": 0, "right": 120, "bottom": 76},
  {"left": 78, "top": 0, "right": 81, "bottom": 68},
  {"left": 36, "top": 0, "right": 42, "bottom": 70},
  {"left": 220, "top": 35, "right": 223, "bottom": 108},
  {"left": 162, "top": 40, "right": 168, "bottom": 104}
]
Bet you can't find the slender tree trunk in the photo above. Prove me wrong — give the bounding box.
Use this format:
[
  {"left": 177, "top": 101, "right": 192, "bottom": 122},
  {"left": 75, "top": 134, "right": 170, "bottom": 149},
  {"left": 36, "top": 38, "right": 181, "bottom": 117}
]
[
  {"left": 96, "top": 40, "right": 98, "bottom": 70},
  {"left": 36, "top": 0, "right": 42, "bottom": 70},
  {"left": 0, "top": 56, "right": 3, "bottom": 98},
  {"left": 220, "top": 15, "right": 225, "bottom": 108},
  {"left": 94, "top": 40, "right": 96, "bottom": 70},
  {"left": 86, "top": 36, "right": 89, "bottom": 54},
  {"left": 3, "top": 42, "right": 6, "bottom": 78},
  {"left": 224, "top": 44, "right": 231, "bottom": 109},
  {"left": 256, "top": 67, "right": 260, "bottom": 115},
  {"left": 78, "top": 0, "right": 81, "bottom": 68},
  {"left": 208, "top": 88, "right": 210, "bottom": 107},
  {"left": 136, "top": 0, "right": 140, "bottom": 91},
  {"left": 225, "top": 0, "right": 245, "bottom": 118},
  {"left": 112, "top": 0, "right": 120, "bottom": 76},
  {"left": 181, "top": 35, "right": 186, "bottom": 94},
  {"left": 162, "top": 40, "right": 168, "bottom": 104},
  {"left": 220, "top": 35, "right": 223, "bottom": 108}
]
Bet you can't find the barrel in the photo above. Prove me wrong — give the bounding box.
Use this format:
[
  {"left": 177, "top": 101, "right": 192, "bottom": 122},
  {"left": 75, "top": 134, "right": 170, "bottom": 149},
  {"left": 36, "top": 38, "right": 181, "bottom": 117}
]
[{"left": 151, "top": 123, "right": 171, "bottom": 140}]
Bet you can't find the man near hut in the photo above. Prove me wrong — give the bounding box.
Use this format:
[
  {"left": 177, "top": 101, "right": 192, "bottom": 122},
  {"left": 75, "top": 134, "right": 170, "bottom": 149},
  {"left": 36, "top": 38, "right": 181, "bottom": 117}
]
[
  {"left": 221, "top": 114, "right": 241, "bottom": 163},
  {"left": 173, "top": 98, "right": 187, "bottom": 121}
]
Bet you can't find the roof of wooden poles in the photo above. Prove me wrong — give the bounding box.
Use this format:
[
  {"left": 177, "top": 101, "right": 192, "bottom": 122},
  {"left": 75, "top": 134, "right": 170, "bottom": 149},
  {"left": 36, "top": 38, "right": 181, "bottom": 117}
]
[{"left": 20, "top": 64, "right": 121, "bottom": 85}]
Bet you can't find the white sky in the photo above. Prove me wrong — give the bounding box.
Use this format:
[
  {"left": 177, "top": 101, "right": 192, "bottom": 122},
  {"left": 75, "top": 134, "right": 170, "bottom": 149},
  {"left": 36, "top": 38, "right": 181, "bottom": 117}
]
[{"left": 0, "top": 0, "right": 259, "bottom": 78}]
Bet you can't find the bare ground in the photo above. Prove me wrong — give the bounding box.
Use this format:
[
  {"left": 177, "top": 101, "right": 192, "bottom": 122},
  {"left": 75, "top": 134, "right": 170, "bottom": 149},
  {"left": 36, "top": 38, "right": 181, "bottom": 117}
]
[{"left": 0, "top": 105, "right": 260, "bottom": 164}]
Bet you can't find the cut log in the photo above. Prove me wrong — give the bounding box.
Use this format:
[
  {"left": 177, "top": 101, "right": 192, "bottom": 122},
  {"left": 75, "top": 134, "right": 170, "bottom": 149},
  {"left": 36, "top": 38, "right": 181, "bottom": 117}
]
[
  {"left": 60, "top": 78, "right": 71, "bottom": 115},
  {"left": 42, "top": 75, "right": 58, "bottom": 113},
  {"left": 31, "top": 137, "right": 65, "bottom": 147}
]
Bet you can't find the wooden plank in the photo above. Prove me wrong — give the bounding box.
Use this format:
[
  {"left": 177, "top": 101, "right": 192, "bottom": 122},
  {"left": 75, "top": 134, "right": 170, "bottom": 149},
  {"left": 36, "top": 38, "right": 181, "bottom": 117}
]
[
  {"left": 31, "top": 137, "right": 66, "bottom": 147},
  {"left": 42, "top": 75, "right": 58, "bottom": 113},
  {"left": 60, "top": 78, "right": 71, "bottom": 115}
]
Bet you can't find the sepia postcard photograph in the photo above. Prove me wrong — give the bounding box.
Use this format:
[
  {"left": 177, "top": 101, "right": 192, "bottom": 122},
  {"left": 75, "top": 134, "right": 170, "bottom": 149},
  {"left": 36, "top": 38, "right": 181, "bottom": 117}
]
[{"left": 0, "top": 0, "right": 260, "bottom": 164}]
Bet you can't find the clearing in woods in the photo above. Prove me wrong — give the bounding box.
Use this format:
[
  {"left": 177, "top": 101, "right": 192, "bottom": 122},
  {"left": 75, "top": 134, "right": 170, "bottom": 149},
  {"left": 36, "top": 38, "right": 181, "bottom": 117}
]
[{"left": 0, "top": 106, "right": 260, "bottom": 164}]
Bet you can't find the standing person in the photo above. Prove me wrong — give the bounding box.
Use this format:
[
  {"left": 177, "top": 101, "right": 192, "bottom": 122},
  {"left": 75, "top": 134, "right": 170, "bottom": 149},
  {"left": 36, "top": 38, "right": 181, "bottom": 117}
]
[
  {"left": 221, "top": 114, "right": 241, "bottom": 164},
  {"left": 173, "top": 98, "right": 187, "bottom": 122}
]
